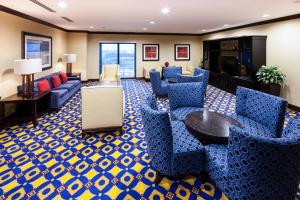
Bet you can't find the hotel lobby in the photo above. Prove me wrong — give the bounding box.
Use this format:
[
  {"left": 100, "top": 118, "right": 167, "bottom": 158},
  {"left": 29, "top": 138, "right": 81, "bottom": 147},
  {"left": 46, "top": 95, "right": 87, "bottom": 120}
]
[{"left": 0, "top": 0, "right": 300, "bottom": 199}]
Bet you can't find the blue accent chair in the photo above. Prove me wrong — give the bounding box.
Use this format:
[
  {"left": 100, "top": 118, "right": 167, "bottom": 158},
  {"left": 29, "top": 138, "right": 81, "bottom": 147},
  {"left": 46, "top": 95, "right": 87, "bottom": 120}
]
[
  {"left": 231, "top": 86, "right": 288, "bottom": 138},
  {"left": 141, "top": 96, "right": 206, "bottom": 183},
  {"left": 163, "top": 66, "right": 182, "bottom": 79},
  {"left": 149, "top": 69, "right": 168, "bottom": 96},
  {"left": 176, "top": 74, "right": 202, "bottom": 83},
  {"left": 168, "top": 82, "right": 206, "bottom": 121},
  {"left": 283, "top": 118, "right": 300, "bottom": 138},
  {"left": 206, "top": 126, "right": 300, "bottom": 200},
  {"left": 194, "top": 68, "right": 210, "bottom": 91},
  {"left": 17, "top": 72, "right": 81, "bottom": 109}
]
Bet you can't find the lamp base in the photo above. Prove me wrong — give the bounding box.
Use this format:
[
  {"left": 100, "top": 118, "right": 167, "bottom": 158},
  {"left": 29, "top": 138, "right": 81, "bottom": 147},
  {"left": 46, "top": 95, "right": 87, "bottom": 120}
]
[
  {"left": 66, "top": 63, "right": 72, "bottom": 75},
  {"left": 21, "top": 74, "right": 34, "bottom": 98}
]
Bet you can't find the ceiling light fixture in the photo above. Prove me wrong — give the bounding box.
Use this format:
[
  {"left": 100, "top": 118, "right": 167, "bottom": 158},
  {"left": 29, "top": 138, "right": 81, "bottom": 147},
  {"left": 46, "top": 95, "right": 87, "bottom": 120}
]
[
  {"left": 143, "top": 27, "right": 148, "bottom": 31},
  {"left": 58, "top": 1, "right": 67, "bottom": 8},
  {"left": 202, "top": 29, "right": 207, "bottom": 32},
  {"left": 262, "top": 14, "right": 270, "bottom": 18},
  {"left": 161, "top": 7, "right": 170, "bottom": 14},
  {"left": 223, "top": 24, "right": 229, "bottom": 27},
  {"left": 89, "top": 26, "right": 94, "bottom": 29},
  {"left": 149, "top": 21, "right": 155, "bottom": 24}
]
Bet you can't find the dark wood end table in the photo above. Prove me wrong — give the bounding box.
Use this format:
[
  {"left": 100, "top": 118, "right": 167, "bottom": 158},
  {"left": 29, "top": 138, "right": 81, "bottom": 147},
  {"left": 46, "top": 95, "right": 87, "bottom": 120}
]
[
  {"left": 168, "top": 78, "right": 178, "bottom": 83},
  {"left": 67, "top": 73, "right": 81, "bottom": 80},
  {"left": 185, "top": 110, "right": 243, "bottom": 145},
  {"left": 0, "top": 91, "right": 51, "bottom": 129}
]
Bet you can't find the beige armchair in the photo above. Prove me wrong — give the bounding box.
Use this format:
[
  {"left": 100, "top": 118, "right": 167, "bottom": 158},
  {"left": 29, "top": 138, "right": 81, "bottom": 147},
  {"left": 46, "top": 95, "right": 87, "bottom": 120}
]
[
  {"left": 81, "top": 85, "right": 124, "bottom": 135},
  {"left": 143, "top": 66, "right": 162, "bottom": 80},
  {"left": 100, "top": 64, "right": 121, "bottom": 82},
  {"left": 181, "top": 66, "right": 194, "bottom": 75}
]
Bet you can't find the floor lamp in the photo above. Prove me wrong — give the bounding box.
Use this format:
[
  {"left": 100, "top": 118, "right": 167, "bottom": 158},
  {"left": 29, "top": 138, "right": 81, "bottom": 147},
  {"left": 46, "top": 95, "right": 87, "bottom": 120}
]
[
  {"left": 14, "top": 59, "right": 42, "bottom": 98},
  {"left": 64, "top": 54, "right": 76, "bottom": 75}
]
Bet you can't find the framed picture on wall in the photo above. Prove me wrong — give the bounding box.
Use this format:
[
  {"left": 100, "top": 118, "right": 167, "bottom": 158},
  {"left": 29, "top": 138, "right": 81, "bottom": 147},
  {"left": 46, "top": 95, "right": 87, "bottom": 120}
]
[
  {"left": 22, "top": 32, "right": 52, "bottom": 70},
  {"left": 175, "top": 44, "right": 190, "bottom": 61},
  {"left": 143, "top": 44, "right": 159, "bottom": 61}
]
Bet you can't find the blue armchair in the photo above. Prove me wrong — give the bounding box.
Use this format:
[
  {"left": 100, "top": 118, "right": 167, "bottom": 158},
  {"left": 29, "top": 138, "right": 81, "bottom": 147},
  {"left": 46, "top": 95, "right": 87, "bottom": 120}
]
[
  {"left": 168, "top": 82, "right": 206, "bottom": 121},
  {"left": 194, "top": 68, "right": 210, "bottom": 91},
  {"left": 206, "top": 126, "right": 300, "bottom": 200},
  {"left": 163, "top": 66, "right": 182, "bottom": 79},
  {"left": 283, "top": 118, "right": 300, "bottom": 138},
  {"left": 149, "top": 69, "right": 168, "bottom": 96},
  {"left": 141, "top": 96, "right": 206, "bottom": 183},
  {"left": 231, "top": 86, "right": 288, "bottom": 138},
  {"left": 176, "top": 74, "right": 202, "bottom": 83}
]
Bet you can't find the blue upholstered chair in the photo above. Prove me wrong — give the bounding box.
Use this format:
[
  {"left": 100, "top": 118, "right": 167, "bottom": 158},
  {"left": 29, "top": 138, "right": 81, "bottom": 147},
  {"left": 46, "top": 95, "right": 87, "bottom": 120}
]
[
  {"left": 168, "top": 82, "right": 206, "bottom": 121},
  {"left": 194, "top": 68, "right": 210, "bottom": 91},
  {"left": 231, "top": 86, "right": 288, "bottom": 138},
  {"left": 176, "top": 74, "right": 202, "bottom": 83},
  {"left": 141, "top": 96, "right": 206, "bottom": 183},
  {"left": 163, "top": 66, "right": 182, "bottom": 79},
  {"left": 149, "top": 69, "right": 168, "bottom": 96},
  {"left": 283, "top": 118, "right": 300, "bottom": 138},
  {"left": 206, "top": 126, "right": 300, "bottom": 200}
]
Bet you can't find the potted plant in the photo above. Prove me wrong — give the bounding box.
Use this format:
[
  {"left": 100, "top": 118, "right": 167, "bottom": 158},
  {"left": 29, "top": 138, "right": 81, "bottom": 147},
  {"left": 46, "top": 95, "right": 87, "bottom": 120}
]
[{"left": 256, "top": 65, "right": 286, "bottom": 96}]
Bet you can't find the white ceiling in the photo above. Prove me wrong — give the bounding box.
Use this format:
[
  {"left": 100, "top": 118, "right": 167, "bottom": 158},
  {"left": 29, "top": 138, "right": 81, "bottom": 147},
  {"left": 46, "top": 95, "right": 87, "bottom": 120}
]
[{"left": 1, "top": 0, "right": 300, "bottom": 33}]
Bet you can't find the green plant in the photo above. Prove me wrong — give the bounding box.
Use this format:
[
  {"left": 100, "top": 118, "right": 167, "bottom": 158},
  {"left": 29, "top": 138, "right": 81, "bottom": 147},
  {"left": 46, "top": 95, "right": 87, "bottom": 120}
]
[{"left": 256, "top": 65, "right": 286, "bottom": 86}]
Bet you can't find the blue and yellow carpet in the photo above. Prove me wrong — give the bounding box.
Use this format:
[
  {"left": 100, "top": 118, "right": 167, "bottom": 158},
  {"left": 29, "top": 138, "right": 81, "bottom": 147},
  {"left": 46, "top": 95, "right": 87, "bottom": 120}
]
[{"left": 0, "top": 80, "right": 299, "bottom": 200}]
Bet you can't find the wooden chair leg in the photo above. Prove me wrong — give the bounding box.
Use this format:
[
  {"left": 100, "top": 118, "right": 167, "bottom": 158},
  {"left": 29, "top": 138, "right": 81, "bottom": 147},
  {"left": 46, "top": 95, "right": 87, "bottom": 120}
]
[{"left": 155, "top": 171, "right": 163, "bottom": 184}]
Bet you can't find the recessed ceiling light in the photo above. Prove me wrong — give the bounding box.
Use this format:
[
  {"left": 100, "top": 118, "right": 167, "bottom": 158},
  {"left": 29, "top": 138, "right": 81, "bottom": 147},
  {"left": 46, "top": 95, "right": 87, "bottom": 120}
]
[
  {"left": 89, "top": 26, "right": 94, "bottom": 29},
  {"left": 161, "top": 7, "right": 170, "bottom": 14},
  {"left": 149, "top": 21, "right": 155, "bottom": 24},
  {"left": 58, "top": 1, "right": 67, "bottom": 8},
  {"left": 223, "top": 24, "right": 229, "bottom": 27},
  {"left": 262, "top": 14, "right": 270, "bottom": 18},
  {"left": 202, "top": 29, "right": 207, "bottom": 32},
  {"left": 143, "top": 27, "right": 148, "bottom": 31}
]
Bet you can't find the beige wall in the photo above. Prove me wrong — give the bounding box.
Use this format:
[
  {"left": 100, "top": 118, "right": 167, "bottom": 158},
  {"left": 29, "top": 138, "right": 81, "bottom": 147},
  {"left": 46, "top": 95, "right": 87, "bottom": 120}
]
[
  {"left": 87, "top": 34, "right": 202, "bottom": 79},
  {"left": 0, "top": 11, "right": 68, "bottom": 98},
  {"left": 67, "top": 32, "right": 88, "bottom": 80},
  {"left": 199, "top": 18, "right": 300, "bottom": 106}
]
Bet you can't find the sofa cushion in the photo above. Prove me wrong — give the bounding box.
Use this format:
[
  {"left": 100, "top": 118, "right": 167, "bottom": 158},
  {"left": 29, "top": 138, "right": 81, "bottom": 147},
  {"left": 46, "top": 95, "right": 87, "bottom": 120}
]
[
  {"left": 171, "top": 107, "right": 203, "bottom": 121},
  {"left": 51, "top": 89, "right": 68, "bottom": 99},
  {"left": 51, "top": 75, "right": 62, "bottom": 89},
  {"left": 66, "top": 80, "right": 81, "bottom": 85},
  {"left": 56, "top": 83, "right": 76, "bottom": 92},
  {"left": 38, "top": 79, "right": 51, "bottom": 92},
  {"left": 59, "top": 72, "right": 68, "bottom": 83}
]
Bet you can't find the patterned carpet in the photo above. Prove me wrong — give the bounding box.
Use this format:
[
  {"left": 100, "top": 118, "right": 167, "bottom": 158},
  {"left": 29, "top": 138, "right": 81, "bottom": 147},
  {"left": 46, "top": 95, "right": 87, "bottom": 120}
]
[{"left": 0, "top": 79, "right": 299, "bottom": 200}]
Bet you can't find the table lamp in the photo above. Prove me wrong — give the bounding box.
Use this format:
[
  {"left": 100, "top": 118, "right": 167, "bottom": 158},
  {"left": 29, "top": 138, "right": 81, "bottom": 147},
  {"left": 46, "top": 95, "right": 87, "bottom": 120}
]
[
  {"left": 14, "top": 59, "right": 42, "bottom": 98},
  {"left": 64, "top": 54, "right": 76, "bottom": 75}
]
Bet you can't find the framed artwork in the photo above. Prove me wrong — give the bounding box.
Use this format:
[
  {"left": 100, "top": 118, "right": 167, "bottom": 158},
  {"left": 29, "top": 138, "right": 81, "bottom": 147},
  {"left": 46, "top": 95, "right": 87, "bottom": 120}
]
[
  {"left": 143, "top": 44, "right": 159, "bottom": 61},
  {"left": 175, "top": 44, "right": 190, "bottom": 61},
  {"left": 22, "top": 32, "right": 52, "bottom": 70}
]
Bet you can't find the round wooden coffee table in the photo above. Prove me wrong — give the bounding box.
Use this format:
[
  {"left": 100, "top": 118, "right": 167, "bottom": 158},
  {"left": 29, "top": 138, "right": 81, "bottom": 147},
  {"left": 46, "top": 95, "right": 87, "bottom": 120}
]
[{"left": 185, "top": 110, "right": 243, "bottom": 145}]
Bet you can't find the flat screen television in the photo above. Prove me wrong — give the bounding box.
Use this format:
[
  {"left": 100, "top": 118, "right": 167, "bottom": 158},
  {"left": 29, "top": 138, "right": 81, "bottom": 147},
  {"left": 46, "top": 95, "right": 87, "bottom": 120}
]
[{"left": 221, "top": 56, "right": 239, "bottom": 75}]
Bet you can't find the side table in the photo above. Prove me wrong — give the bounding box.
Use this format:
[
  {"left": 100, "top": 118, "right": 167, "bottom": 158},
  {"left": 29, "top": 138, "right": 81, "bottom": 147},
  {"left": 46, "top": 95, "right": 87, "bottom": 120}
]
[{"left": 67, "top": 73, "right": 81, "bottom": 81}]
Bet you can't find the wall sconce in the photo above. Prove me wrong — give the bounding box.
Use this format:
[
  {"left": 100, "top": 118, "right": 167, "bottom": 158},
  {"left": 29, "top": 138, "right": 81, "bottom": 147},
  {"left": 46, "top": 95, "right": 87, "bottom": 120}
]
[{"left": 56, "top": 57, "right": 64, "bottom": 69}]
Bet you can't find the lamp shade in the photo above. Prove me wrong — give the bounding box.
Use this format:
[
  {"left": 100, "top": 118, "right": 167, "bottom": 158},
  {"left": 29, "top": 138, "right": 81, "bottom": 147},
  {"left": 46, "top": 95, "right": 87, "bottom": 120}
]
[
  {"left": 14, "top": 59, "right": 42, "bottom": 75},
  {"left": 64, "top": 54, "right": 77, "bottom": 63}
]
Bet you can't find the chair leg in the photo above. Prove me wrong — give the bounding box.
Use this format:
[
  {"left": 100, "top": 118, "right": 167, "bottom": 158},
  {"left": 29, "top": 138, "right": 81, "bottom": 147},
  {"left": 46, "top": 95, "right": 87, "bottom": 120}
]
[
  {"left": 199, "top": 171, "right": 210, "bottom": 183},
  {"left": 155, "top": 171, "right": 163, "bottom": 184}
]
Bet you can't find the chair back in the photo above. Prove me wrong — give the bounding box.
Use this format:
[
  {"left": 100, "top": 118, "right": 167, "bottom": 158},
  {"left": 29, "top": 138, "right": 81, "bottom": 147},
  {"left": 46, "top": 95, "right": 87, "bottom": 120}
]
[
  {"left": 227, "top": 127, "right": 300, "bottom": 200},
  {"left": 103, "top": 64, "right": 119, "bottom": 78},
  {"left": 194, "top": 68, "right": 209, "bottom": 90},
  {"left": 163, "top": 66, "right": 182, "bottom": 79},
  {"left": 168, "top": 82, "right": 205, "bottom": 110},
  {"left": 149, "top": 69, "right": 163, "bottom": 94},
  {"left": 236, "top": 86, "right": 287, "bottom": 137},
  {"left": 177, "top": 74, "right": 202, "bottom": 83},
  {"left": 141, "top": 96, "right": 173, "bottom": 175}
]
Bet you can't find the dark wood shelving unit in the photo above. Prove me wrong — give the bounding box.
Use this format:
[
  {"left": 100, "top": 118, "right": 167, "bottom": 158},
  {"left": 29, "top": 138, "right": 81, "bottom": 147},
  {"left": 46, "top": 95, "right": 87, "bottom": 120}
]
[{"left": 203, "top": 36, "right": 267, "bottom": 94}]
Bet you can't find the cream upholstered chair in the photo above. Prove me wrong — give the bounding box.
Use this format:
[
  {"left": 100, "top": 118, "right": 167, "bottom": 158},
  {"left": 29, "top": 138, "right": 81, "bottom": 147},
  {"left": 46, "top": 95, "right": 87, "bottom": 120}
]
[
  {"left": 143, "top": 66, "right": 162, "bottom": 80},
  {"left": 100, "top": 64, "right": 120, "bottom": 82},
  {"left": 181, "top": 66, "right": 194, "bottom": 75},
  {"left": 81, "top": 85, "right": 124, "bottom": 135}
]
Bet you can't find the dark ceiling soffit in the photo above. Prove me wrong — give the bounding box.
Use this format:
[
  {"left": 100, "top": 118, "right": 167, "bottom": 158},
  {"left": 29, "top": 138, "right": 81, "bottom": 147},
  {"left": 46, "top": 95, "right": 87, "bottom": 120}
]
[{"left": 1, "top": 5, "right": 300, "bottom": 36}]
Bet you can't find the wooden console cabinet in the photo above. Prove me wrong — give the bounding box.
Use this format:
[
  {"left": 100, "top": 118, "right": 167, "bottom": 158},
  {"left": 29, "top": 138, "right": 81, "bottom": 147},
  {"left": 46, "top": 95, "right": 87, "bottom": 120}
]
[{"left": 203, "top": 36, "right": 267, "bottom": 94}]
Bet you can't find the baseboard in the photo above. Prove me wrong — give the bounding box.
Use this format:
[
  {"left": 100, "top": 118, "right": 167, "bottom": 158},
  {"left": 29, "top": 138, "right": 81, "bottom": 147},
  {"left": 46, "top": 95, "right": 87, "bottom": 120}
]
[{"left": 288, "top": 104, "right": 300, "bottom": 112}]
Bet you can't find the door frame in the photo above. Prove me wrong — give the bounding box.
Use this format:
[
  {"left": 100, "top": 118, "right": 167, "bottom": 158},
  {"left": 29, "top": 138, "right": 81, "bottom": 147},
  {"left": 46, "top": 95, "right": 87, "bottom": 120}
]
[{"left": 99, "top": 42, "right": 136, "bottom": 79}]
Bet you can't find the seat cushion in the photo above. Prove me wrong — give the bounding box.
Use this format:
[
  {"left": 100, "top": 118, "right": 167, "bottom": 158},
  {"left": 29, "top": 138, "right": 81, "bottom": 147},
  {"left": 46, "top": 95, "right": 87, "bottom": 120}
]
[
  {"left": 230, "top": 114, "right": 274, "bottom": 137},
  {"left": 56, "top": 83, "right": 76, "bottom": 92},
  {"left": 205, "top": 144, "right": 228, "bottom": 192},
  {"left": 66, "top": 80, "right": 81, "bottom": 85},
  {"left": 171, "top": 107, "right": 202, "bottom": 121},
  {"left": 51, "top": 89, "right": 69, "bottom": 99},
  {"left": 171, "top": 121, "right": 205, "bottom": 175}
]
